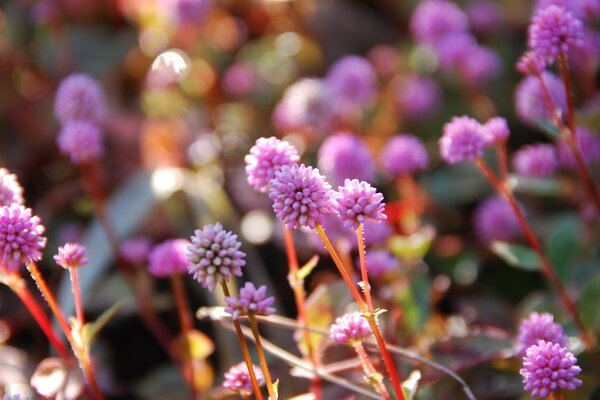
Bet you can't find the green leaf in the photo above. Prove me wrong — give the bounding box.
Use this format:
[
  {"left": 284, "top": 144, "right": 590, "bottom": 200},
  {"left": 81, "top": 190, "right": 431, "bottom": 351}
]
[
  {"left": 491, "top": 241, "right": 541, "bottom": 271},
  {"left": 546, "top": 215, "right": 581, "bottom": 283},
  {"left": 84, "top": 299, "right": 125, "bottom": 345},
  {"left": 402, "top": 370, "right": 421, "bottom": 400},
  {"left": 579, "top": 276, "right": 600, "bottom": 333},
  {"left": 388, "top": 225, "right": 436, "bottom": 261},
  {"left": 512, "top": 175, "right": 562, "bottom": 197}
]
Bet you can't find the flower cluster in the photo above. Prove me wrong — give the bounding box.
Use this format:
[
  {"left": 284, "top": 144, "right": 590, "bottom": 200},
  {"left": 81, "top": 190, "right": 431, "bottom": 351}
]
[
  {"left": 54, "top": 243, "right": 89, "bottom": 269},
  {"left": 330, "top": 312, "right": 372, "bottom": 344},
  {"left": 439, "top": 116, "right": 487, "bottom": 164},
  {"left": 223, "top": 362, "right": 265, "bottom": 396},
  {"left": 380, "top": 134, "right": 429, "bottom": 176},
  {"left": 224, "top": 282, "right": 276, "bottom": 320},
  {"left": 473, "top": 196, "right": 521, "bottom": 243},
  {"left": 245, "top": 137, "right": 300, "bottom": 193},
  {"left": 148, "top": 239, "right": 190, "bottom": 278},
  {"left": 0, "top": 168, "right": 24, "bottom": 207},
  {"left": 512, "top": 144, "right": 558, "bottom": 178},
  {"left": 317, "top": 132, "right": 375, "bottom": 186},
  {"left": 0, "top": 204, "right": 46, "bottom": 272},
  {"left": 334, "top": 179, "right": 386, "bottom": 230},
  {"left": 517, "top": 312, "right": 567, "bottom": 353}
]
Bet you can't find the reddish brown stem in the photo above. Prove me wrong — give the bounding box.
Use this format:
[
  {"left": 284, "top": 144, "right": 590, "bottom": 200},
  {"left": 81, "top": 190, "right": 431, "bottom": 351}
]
[
  {"left": 353, "top": 341, "right": 391, "bottom": 400},
  {"left": 69, "top": 268, "right": 85, "bottom": 327},
  {"left": 496, "top": 142, "right": 509, "bottom": 183},
  {"left": 356, "top": 225, "right": 375, "bottom": 313},
  {"left": 248, "top": 314, "right": 277, "bottom": 400}
]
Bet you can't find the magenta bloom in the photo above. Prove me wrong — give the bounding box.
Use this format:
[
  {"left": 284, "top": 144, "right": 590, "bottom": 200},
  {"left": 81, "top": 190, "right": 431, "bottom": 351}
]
[
  {"left": 528, "top": 5, "right": 584, "bottom": 65},
  {"left": 459, "top": 45, "right": 502, "bottom": 83},
  {"left": 54, "top": 73, "right": 107, "bottom": 125},
  {"left": 410, "top": 0, "right": 468, "bottom": 45},
  {"left": 517, "top": 312, "right": 567, "bottom": 353},
  {"left": 434, "top": 33, "right": 478, "bottom": 70},
  {"left": 334, "top": 179, "right": 386, "bottom": 230},
  {"left": 483, "top": 116, "right": 510, "bottom": 145},
  {"left": 330, "top": 312, "right": 372, "bottom": 344},
  {"left": 224, "top": 282, "right": 276, "bottom": 320},
  {"left": 515, "top": 72, "right": 566, "bottom": 127},
  {"left": 0, "top": 168, "right": 24, "bottom": 207},
  {"left": 317, "top": 132, "right": 375, "bottom": 186},
  {"left": 359, "top": 249, "right": 397, "bottom": 277},
  {"left": 269, "top": 164, "right": 336, "bottom": 230},
  {"left": 54, "top": 243, "right": 88, "bottom": 269},
  {"left": 0, "top": 204, "right": 46, "bottom": 271},
  {"left": 170, "top": 0, "right": 213, "bottom": 23},
  {"left": 557, "top": 127, "right": 600, "bottom": 170},
  {"left": 245, "top": 137, "right": 300, "bottom": 193},
  {"left": 439, "top": 116, "right": 487, "bottom": 164},
  {"left": 324, "top": 55, "right": 376, "bottom": 108},
  {"left": 186, "top": 223, "right": 246, "bottom": 292},
  {"left": 222, "top": 62, "right": 257, "bottom": 97},
  {"left": 120, "top": 236, "right": 153, "bottom": 266},
  {"left": 57, "top": 121, "right": 104, "bottom": 165},
  {"left": 516, "top": 51, "right": 546, "bottom": 75},
  {"left": 393, "top": 76, "right": 440, "bottom": 120},
  {"left": 223, "top": 362, "right": 264, "bottom": 396},
  {"left": 473, "top": 196, "right": 520, "bottom": 243},
  {"left": 521, "top": 340, "right": 582, "bottom": 397},
  {"left": 513, "top": 144, "right": 559, "bottom": 178},
  {"left": 466, "top": 0, "right": 504, "bottom": 34},
  {"left": 148, "top": 239, "right": 189, "bottom": 278},
  {"left": 380, "top": 134, "right": 429, "bottom": 175}
]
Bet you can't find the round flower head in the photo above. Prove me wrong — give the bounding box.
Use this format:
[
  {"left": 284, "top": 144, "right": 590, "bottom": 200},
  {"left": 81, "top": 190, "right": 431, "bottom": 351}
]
[
  {"left": 57, "top": 121, "right": 104, "bottom": 165},
  {"left": 269, "top": 163, "right": 336, "bottom": 230},
  {"left": 245, "top": 137, "right": 300, "bottom": 193},
  {"left": 317, "top": 132, "right": 375, "bottom": 186},
  {"left": 517, "top": 312, "right": 567, "bottom": 353},
  {"left": 358, "top": 249, "right": 396, "bottom": 277},
  {"left": 520, "top": 340, "right": 582, "bottom": 397},
  {"left": 528, "top": 5, "right": 584, "bottom": 65},
  {"left": 54, "top": 73, "right": 107, "bottom": 125},
  {"left": 410, "top": 0, "right": 468, "bottom": 45},
  {"left": 325, "top": 55, "right": 376, "bottom": 108},
  {"left": 557, "top": 127, "right": 600, "bottom": 170},
  {"left": 512, "top": 144, "right": 559, "bottom": 178},
  {"left": 186, "top": 223, "right": 246, "bottom": 292},
  {"left": 54, "top": 243, "right": 88, "bottom": 269},
  {"left": 334, "top": 179, "right": 386, "bottom": 230},
  {"left": 224, "top": 282, "right": 276, "bottom": 320},
  {"left": 515, "top": 72, "right": 566, "bottom": 127},
  {"left": 330, "top": 312, "right": 372, "bottom": 344},
  {"left": 223, "top": 362, "right": 264, "bottom": 396},
  {"left": 119, "top": 236, "right": 153, "bottom": 266},
  {"left": 434, "top": 33, "right": 478, "bottom": 70},
  {"left": 148, "top": 239, "right": 190, "bottom": 278},
  {"left": 0, "top": 168, "right": 24, "bottom": 207},
  {"left": 0, "top": 204, "right": 46, "bottom": 272},
  {"left": 439, "top": 116, "right": 487, "bottom": 164},
  {"left": 380, "top": 134, "right": 429, "bottom": 175},
  {"left": 393, "top": 76, "right": 440, "bottom": 120},
  {"left": 534, "top": 0, "right": 587, "bottom": 19},
  {"left": 516, "top": 51, "right": 546, "bottom": 75},
  {"left": 222, "top": 62, "right": 256, "bottom": 97},
  {"left": 483, "top": 116, "right": 510, "bottom": 145},
  {"left": 473, "top": 196, "right": 520, "bottom": 243}
]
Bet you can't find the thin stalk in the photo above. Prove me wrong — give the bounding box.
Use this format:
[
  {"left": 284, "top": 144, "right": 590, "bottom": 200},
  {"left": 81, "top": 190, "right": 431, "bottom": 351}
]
[
  {"left": 356, "top": 224, "right": 375, "bottom": 312},
  {"left": 476, "top": 159, "right": 595, "bottom": 348},
  {"left": 248, "top": 314, "right": 277, "bottom": 400},
  {"left": 353, "top": 341, "right": 390, "bottom": 400},
  {"left": 69, "top": 268, "right": 85, "bottom": 327},
  {"left": 495, "top": 142, "right": 509, "bottom": 183},
  {"left": 282, "top": 225, "right": 322, "bottom": 399},
  {"left": 221, "top": 282, "right": 264, "bottom": 400}
]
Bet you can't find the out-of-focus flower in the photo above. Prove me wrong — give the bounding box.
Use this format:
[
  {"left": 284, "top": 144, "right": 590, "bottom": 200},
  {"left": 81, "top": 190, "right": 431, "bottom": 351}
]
[
  {"left": 533, "top": 0, "right": 589, "bottom": 20},
  {"left": 168, "top": 0, "right": 213, "bottom": 23},
  {"left": 224, "top": 282, "right": 276, "bottom": 320},
  {"left": 223, "top": 362, "right": 264, "bottom": 396},
  {"left": 569, "top": 29, "right": 600, "bottom": 71},
  {"left": 334, "top": 179, "right": 386, "bottom": 230},
  {"left": 57, "top": 121, "right": 104, "bottom": 165},
  {"left": 368, "top": 45, "right": 400, "bottom": 79},
  {"left": 393, "top": 76, "right": 440, "bottom": 120},
  {"left": 187, "top": 223, "right": 246, "bottom": 292},
  {"left": 120, "top": 237, "right": 153, "bottom": 266},
  {"left": 466, "top": 0, "right": 504, "bottom": 34},
  {"left": 148, "top": 239, "right": 190, "bottom": 278},
  {"left": 434, "top": 33, "right": 478, "bottom": 69},
  {"left": 363, "top": 219, "right": 393, "bottom": 246},
  {"left": 516, "top": 51, "right": 546, "bottom": 75},
  {"left": 54, "top": 243, "right": 88, "bottom": 269},
  {"left": 520, "top": 340, "right": 582, "bottom": 397},
  {"left": 330, "top": 312, "right": 372, "bottom": 344},
  {"left": 439, "top": 116, "right": 487, "bottom": 164},
  {"left": 245, "top": 137, "right": 299, "bottom": 193},
  {"left": 515, "top": 72, "right": 566, "bottom": 127},
  {"left": 459, "top": 45, "right": 502, "bottom": 83},
  {"left": 317, "top": 132, "right": 375, "bottom": 186},
  {"left": 324, "top": 55, "right": 376, "bottom": 110},
  {"left": 473, "top": 196, "right": 520, "bottom": 243},
  {"left": 358, "top": 249, "right": 397, "bottom": 277},
  {"left": 512, "top": 144, "right": 559, "bottom": 177},
  {"left": 517, "top": 312, "right": 567, "bottom": 353},
  {"left": 556, "top": 127, "right": 600, "bottom": 169},
  {"left": 54, "top": 73, "right": 107, "bottom": 125},
  {"left": 482, "top": 116, "right": 510, "bottom": 145},
  {"left": 380, "top": 134, "right": 429, "bottom": 176},
  {"left": 0, "top": 204, "right": 46, "bottom": 272},
  {"left": 0, "top": 168, "right": 24, "bottom": 207},
  {"left": 269, "top": 164, "right": 336, "bottom": 230},
  {"left": 222, "top": 62, "right": 257, "bottom": 97},
  {"left": 410, "top": 0, "right": 468, "bottom": 45}
]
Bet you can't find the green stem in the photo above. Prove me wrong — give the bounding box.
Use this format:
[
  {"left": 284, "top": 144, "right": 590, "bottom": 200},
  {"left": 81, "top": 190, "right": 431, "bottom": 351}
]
[{"left": 248, "top": 314, "right": 277, "bottom": 400}]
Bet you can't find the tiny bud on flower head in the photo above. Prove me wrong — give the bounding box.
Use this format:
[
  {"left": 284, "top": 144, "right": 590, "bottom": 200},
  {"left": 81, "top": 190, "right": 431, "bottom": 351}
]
[
  {"left": 54, "top": 73, "right": 107, "bottom": 125},
  {"left": 0, "top": 204, "right": 46, "bottom": 272},
  {"left": 148, "top": 239, "right": 189, "bottom": 278},
  {"left": 223, "top": 362, "right": 264, "bottom": 396},
  {"left": 0, "top": 168, "right": 24, "bottom": 207},
  {"left": 439, "top": 116, "right": 487, "bottom": 164},
  {"left": 517, "top": 312, "right": 567, "bottom": 354},
  {"left": 57, "top": 121, "right": 104, "bottom": 165},
  {"left": 330, "top": 312, "right": 372, "bottom": 344},
  {"left": 54, "top": 243, "right": 88, "bottom": 269},
  {"left": 224, "top": 282, "right": 276, "bottom": 320},
  {"left": 245, "top": 137, "right": 300, "bottom": 193},
  {"left": 512, "top": 144, "right": 558, "bottom": 178},
  {"left": 334, "top": 179, "right": 386, "bottom": 230},
  {"left": 380, "top": 134, "right": 429, "bottom": 175}
]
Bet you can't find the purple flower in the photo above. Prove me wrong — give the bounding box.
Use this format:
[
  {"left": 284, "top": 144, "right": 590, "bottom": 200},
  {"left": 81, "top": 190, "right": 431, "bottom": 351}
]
[
  {"left": 0, "top": 168, "right": 24, "bottom": 207},
  {"left": 380, "top": 134, "right": 429, "bottom": 176},
  {"left": 57, "top": 121, "right": 104, "bottom": 165},
  {"left": 169, "top": 0, "right": 213, "bottom": 23},
  {"left": 223, "top": 362, "right": 265, "bottom": 396},
  {"left": 557, "top": 126, "right": 600, "bottom": 169},
  {"left": 245, "top": 137, "right": 300, "bottom": 193},
  {"left": 483, "top": 116, "right": 510, "bottom": 145},
  {"left": 224, "top": 282, "right": 276, "bottom": 320},
  {"left": 393, "top": 76, "right": 440, "bottom": 120},
  {"left": 54, "top": 73, "right": 107, "bottom": 125},
  {"left": 330, "top": 312, "right": 372, "bottom": 344},
  {"left": 517, "top": 312, "right": 567, "bottom": 353},
  {"left": 466, "top": 0, "right": 504, "bottom": 34},
  {"left": 520, "top": 340, "right": 582, "bottom": 397},
  {"left": 473, "top": 196, "right": 520, "bottom": 243},
  {"left": 439, "top": 116, "right": 487, "bottom": 164},
  {"left": 54, "top": 243, "right": 88, "bottom": 269},
  {"left": 434, "top": 33, "right": 478, "bottom": 70},
  {"left": 119, "top": 236, "right": 153, "bottom": 266},
  {"left": 459, "top": 45, "right": 502, "bottom": 83},
  {"left": 148, "top": 239, "right": 190, "bottom": 278},
  {"left": 513, "top": 144, "right": 559, "bottom": 178},
  {"left": 358, "top": 249, "right": 397, "bottom": 277},
  {"left": 222, "top": 62, "right": 257, "bottom": 97},
  {"left": 515, "top": 72, "right": 566, "bottom": 127},
  {"left": 324, "top": 55, "right": 376, "bottom": 109},
  {"left": 334, "top": 179, "right": 386, "bottom": 230},
  {"left": 186, "top": 223, "right": 246, "bottom": 292},
  {"left": 533, "top": 0, "right": 588, "bottom": 20},
  {"left": 516, "top": 51, "right": 546, "bottom": 75},
  {"left": 363, "top": 219, "right": 393, "bottom": 246},
  {"left": 569, "top": 29, "right": 600, "bottom": 71},
  {"left": 0, "top": 204, "right": 46, "bottom": 272},
  {"left": 410, "top": 0, "right": 468, "bottom": 45},
  {"left": 269, "top": 164, "right": 336, "bottom": 230},
  {"left": 317, "top": 132, "right": 375, "bottom": 186},
  {"left": 528, "top": 5, "right": 584, "bottom": 65}
]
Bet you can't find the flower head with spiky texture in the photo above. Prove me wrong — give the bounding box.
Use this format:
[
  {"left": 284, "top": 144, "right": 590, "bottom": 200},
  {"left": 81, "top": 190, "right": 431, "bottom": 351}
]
[
  {"left": 224, "top": 282, "right": 276, "bottom": 320},
  {"left": 520, "top": 340, "right": 582, "bottom": 397},
  {"left": 0, "top": 204, "right": 46, "bottom": 272},
  {"left": 515, "top": 72, "right": 566, "bottom": 127},
  {"left": 330, "top": 312, "right": 372, "bottom": 344},
  {"left": 317, "top": 132, "right": 375, "bottom": 186},
  {"left": 54, "top": 73, "right": 107, "bottom": 125},
  {"left": 223, "top": 362, "right": 265, "bottom": 396},
  {"left": 186, "top": 223, "right": 246, "bottom": 292},
  {"left": 0, "top": 168, "right": 24, "bottom": 207},
  {"left": 269, "top": 163, "right": 336, "bottom": 230},
  {"left": 473, "top": 196, "right": 520, "bottom": 243},
  {"left": 54, "top": 243, "right": 88, "bottom": 269},
  {"left": 334, "top": 179, "right": 386, "bottom": 230},
  {"left": 440, "top": 116, "right": 487, "bottom": 164},
  {"left": 148, "top": 239, "right": 190, "bottom": 278},
  {"left": 410, "top": 0, "right": 468, "bottom": 45},
  {"left": 57, "top": 121, "right": 104, "bottom": 165},
  {"left": 483, "top": 116, "right": 510, "bottom": 145},
  {"left": 518, "top": 312, "right": 567, "bottom": 353},
  {"left": 380, "top": 134, "right": 429, "bottom": 175},
  {"left": 245, "top": 137, "right": 300, "bottom": 193},
  {"left": 513, "top": 144, "right": 558, "bottom": 178}
]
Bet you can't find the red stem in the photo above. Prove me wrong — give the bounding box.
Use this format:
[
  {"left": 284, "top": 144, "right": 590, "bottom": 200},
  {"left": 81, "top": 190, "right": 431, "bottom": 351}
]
[
  {"left": 356, "top": 225, "right": 375, "bottom": 313},
  {"left": 353, "top": 341, "right": 391, "bottom": 400},
  {"left": 69, "top": 268, "right": 85, "bottom": 327},
  {"left": 496, "top": 142, "right": 509, "bottom": 183}
]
